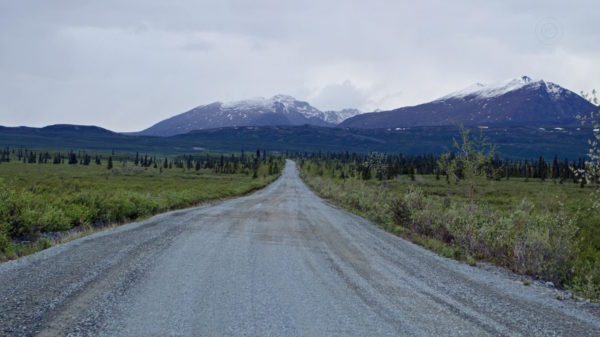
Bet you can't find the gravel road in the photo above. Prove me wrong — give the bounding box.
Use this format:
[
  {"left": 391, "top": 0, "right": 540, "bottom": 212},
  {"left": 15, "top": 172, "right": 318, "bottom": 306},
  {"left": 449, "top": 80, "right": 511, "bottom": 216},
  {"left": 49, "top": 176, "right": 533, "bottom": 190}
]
[{"left": 1, "top": 160, "right": 599, "bottom": 336}]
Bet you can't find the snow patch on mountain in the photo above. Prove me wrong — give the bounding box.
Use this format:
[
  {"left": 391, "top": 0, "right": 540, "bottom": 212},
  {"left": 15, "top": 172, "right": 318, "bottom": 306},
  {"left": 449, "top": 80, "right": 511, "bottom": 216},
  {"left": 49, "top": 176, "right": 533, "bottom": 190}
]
[
  {"left": 215, "top": 95, "right": 360, "bottom": 123},
  {"left": 323, "top": 108, "right": 362, "bottom": 124},
  {"left": 219, "top": 95, "right": 323, "bottom": 119},
  {"left": 438, "top": 76, "right": 570, "bottom": 101}
]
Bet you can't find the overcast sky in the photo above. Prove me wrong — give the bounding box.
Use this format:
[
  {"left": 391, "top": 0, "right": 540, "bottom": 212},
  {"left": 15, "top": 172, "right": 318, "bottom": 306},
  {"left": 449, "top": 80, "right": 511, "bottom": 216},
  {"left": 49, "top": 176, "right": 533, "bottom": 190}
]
[{"left": 1, "top": 0, "right": 598, "bottom": 131}]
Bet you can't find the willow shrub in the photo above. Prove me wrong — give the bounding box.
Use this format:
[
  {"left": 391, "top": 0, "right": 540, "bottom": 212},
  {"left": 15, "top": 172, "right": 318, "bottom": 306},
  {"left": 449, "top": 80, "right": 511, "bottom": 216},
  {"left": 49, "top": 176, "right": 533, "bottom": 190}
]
[
  {"left": 304, "top": 173, "right": 581, "bottom": 288},
  {"left": 404, "top": 189, "right": 578, "bottom": 285}
]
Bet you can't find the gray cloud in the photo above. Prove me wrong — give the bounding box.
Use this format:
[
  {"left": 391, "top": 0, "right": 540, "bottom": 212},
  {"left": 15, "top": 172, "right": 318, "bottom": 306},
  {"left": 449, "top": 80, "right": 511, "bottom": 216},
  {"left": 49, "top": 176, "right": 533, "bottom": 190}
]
[
  {"left": 309, "top": 80, "right": 369, "bottom": 111},
  {"left": 0, "top": 0, "right": 598, "bottom": 131}
]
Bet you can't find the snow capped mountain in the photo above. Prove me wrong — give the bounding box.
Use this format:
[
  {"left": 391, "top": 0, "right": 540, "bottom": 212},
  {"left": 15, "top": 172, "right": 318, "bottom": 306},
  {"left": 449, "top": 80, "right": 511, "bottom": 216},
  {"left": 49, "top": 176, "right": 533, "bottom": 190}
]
[
  {"left": 219, "top": 95, "right": 325, "bottom": 120},
  {"left": 322, "top": 108, "right": 362, "bottom": 124},
  {"left": 341, "top": 76, "right": 595, "bottom": 129},
  {"left": 438, "top": 76, "right": 572, "bottom": 101},
  {"left": 139, "top": 95, "right": 361, "bottom": 136}
]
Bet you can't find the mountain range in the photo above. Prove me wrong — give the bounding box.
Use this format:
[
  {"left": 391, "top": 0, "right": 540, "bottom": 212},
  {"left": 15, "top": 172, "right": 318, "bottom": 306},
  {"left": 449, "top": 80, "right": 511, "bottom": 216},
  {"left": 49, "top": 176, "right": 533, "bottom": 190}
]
[
  {"left": 139, "top": 76, "right": 596, "bottom": 137},
  {"left": 0, "top": 76, "right": 596, "bottom": 159},
  {"left": 139, "top": 95, "right": 361, "bottom": 136}
]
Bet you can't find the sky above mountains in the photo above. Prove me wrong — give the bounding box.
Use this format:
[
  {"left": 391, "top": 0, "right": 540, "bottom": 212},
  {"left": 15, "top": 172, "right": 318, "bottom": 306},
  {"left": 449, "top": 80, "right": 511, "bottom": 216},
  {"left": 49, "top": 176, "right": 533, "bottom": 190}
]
[{"left": 0, "top": 0, "right": 599, "bottom": 132}]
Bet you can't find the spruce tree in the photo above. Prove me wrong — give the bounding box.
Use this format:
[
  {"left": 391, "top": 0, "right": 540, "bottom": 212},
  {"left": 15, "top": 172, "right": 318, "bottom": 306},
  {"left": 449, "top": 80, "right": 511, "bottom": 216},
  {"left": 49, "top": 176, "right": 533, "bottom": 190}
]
[
  {"left": 68, "top": 151, "right": 77, "bottom": 165},
  {"left": 83, "top": 153, "right": 91, "bottom": 165},
  {"left": 552, "top": 154, "right": 559, "bottom": 179},
  {"left": 538, "top": 156, "right": 546, "bottom": 181},
  {"left": 562, "top": 158, "right": 569, "bottom": 181}
]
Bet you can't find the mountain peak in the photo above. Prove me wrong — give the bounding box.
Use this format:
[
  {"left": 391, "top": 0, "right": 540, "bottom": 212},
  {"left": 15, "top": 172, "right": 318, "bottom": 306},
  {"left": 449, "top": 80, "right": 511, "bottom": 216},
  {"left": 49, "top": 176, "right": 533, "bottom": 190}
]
[
  {"left": 438, "top": 76, "right": 564, "bottom": 101},
  {"left": 220, "top": 95, "right": 303, "bottom": 111},
  {"left": 271, "top": 94, "right": 298, "bottom": 102}
]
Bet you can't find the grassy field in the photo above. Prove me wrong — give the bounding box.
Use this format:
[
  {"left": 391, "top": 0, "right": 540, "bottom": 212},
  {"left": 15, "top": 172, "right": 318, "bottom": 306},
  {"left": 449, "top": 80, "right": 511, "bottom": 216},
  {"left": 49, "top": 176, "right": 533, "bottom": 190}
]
[
  {"left": 0, "top": 159, "right": 282, "bottom": 261},
  {"left": 300, "top": 161, "right": 600, "bottom": 300}
]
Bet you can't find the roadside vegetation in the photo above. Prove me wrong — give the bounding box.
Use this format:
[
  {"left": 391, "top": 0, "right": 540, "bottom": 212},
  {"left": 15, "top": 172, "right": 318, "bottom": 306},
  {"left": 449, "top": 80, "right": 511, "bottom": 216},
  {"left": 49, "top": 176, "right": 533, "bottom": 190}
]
[
  {"left": 0, "top": 148, "right": 283, "bottom": 260},
  {"left": 297, "top": 126, "right": 600, "bottom": 301}
]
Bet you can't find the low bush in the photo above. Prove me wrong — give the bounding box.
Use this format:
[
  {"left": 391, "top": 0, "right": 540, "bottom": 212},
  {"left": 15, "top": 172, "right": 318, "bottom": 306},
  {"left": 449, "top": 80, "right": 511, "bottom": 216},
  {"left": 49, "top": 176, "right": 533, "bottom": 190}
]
[
  {"left": 40, "top": 205, "right": 71, "bottom": 232},
  {"left": 512, "top": 207, "right": 578, "bottom": 284}
]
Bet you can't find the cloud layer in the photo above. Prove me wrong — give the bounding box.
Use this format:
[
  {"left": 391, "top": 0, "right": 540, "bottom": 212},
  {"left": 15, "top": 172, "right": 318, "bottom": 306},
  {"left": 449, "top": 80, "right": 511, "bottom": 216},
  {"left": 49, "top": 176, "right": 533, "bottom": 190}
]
[{"left": 1, "top": 0, "right": 598, "bottom": 131}]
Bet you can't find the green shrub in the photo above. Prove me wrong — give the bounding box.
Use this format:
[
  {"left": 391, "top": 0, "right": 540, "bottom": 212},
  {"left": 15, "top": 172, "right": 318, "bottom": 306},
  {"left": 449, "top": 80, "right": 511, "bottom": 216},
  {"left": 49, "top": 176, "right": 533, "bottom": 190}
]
[
  {"left": 0, "top": 185, "right": 10, "bottom": 251},
  {"left": 37, "top": 238, "right": 52, "bottom": 250},
  {"left": 403, "top": 186, "right": 425, "bottom": 211},
  {"left": 14, "top": 207, "right": 39, "bottom": 238},
  {"left": 571, "top": 260, "right": 600, "bottom": 299},
  {"left": 512, "top": 209, "right": 578, "bottom": 284},
  {"left": 478, "top": 215, "right": 514, "bottom": 264},
  {"left": 62, "top": 203, "right": 92, "bottom": 227},
  {"left": 40, "top": 205, "right": 71, "bottom": 231},
  {"left": 0, "top": 231, "right": 8, "bottom": 253},
  {"left": 390, "top": 198, "right": 411, "bottom": 227}
]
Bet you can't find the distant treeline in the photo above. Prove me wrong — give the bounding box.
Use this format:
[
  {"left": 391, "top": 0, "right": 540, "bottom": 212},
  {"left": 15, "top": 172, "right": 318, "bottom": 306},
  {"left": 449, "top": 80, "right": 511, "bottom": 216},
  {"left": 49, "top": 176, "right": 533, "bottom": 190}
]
[
  {"left": 290, "top": 151, "right": 589, "bottom": 184},
  {"left": 0, "top": 147, "right": 282, "bottom": 176},
  {"left": 1, "top": 146, "right": 591, "bottom": 184}
]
